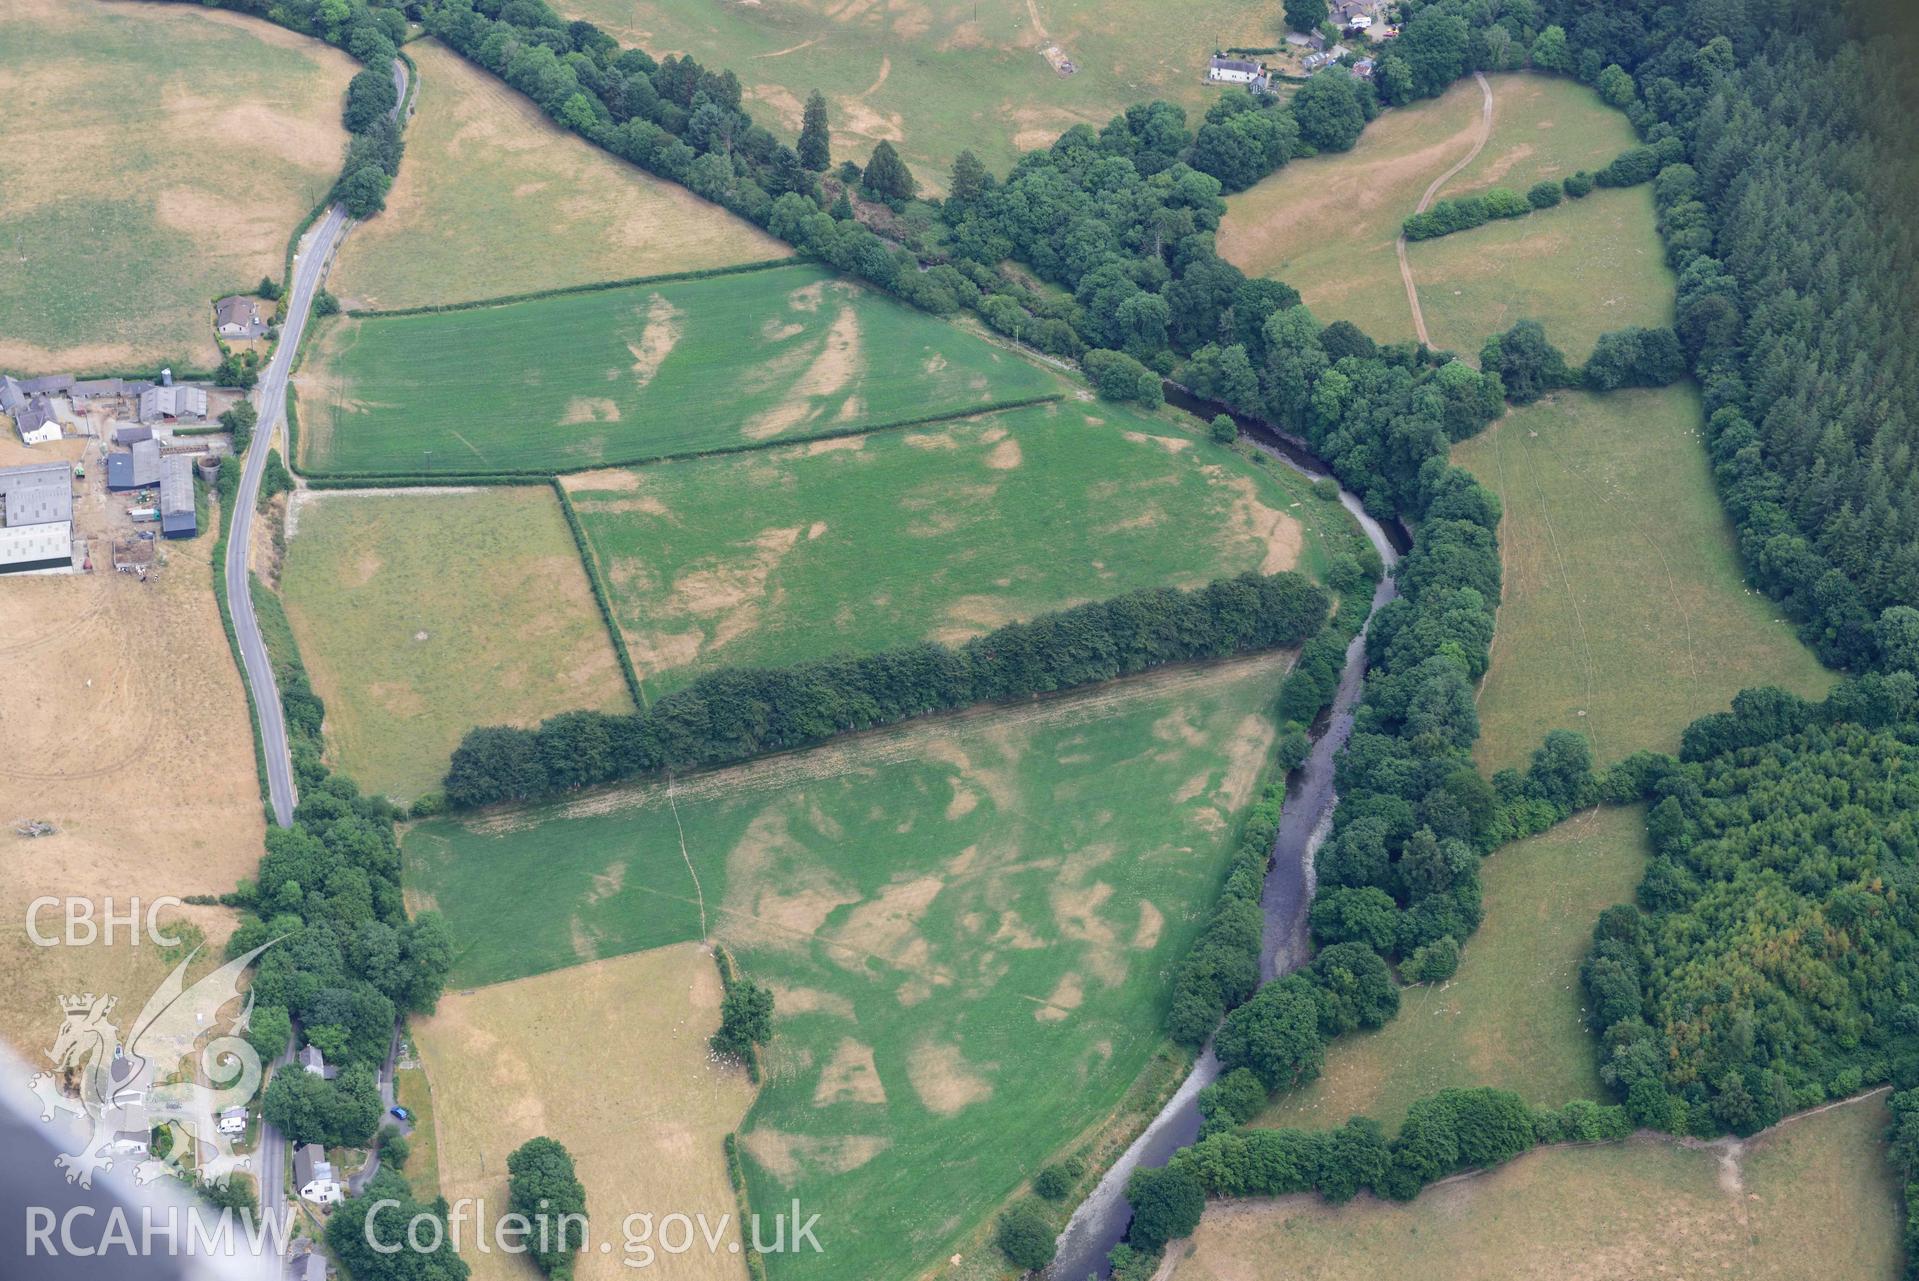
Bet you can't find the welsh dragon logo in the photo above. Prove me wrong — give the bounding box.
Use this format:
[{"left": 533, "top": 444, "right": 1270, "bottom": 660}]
[{"left": 28, "top": 941, "right": 274, "bottom": 1189}]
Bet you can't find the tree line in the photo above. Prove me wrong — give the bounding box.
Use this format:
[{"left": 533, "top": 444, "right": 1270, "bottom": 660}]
[
  {"left": 444, "top": 571, "right": 1330, "bottom": 808},
  {"left": 1400, "top": 138, "right": 1672, "bottom": 241}
]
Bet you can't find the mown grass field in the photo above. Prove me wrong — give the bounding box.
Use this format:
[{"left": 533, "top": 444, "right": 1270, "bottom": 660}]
[
  {"left": 567, "top": 399, "right": 1363, "bottom": 695},
  {"left": 1255, "top": 805, "right": 1646, "bottom": 1133},
  {"left": 413, "top": 944, "right": 755, "bottom": 1281},
  {"left": 1408, "top": 185, "right": 1673, "bottom": 361},
  {"left": 295, "top": 263, "right": 1061, "bottom": 474},
  {"left": 560, "top": 0, "right": 1287, "bottom": 190},
  {"left": 279, "top": 487, "right": 632, "bottom": 802},
  {"left": 330, "top": 40, "right": 787, "bottom": 310},
  {"left": 1178, "top": 1091, "right": 1900, "bottom": 1281},
  {"left": 0, "top": 0, "right": 355, "bottom": 371},
  {"left": 1454, "top": 388, "right": 1834, "bottom": 772},
  {"left": 1218, "top": 74, "right": 1632, "bottom": 349},
  {"left": 405, "top": 655, "right": 1297, "bottom": 1279}
]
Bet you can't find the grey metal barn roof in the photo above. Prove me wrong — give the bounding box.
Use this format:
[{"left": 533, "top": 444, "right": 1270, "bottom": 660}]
[
  {"left": 159, "top": 455, "right": 195, "bottom": 537},
  {"left": 108, "top": 439, "right": 162, "bottom": 490},
  {"left": 0, "top": 460, "right": 71, "bottom": 492},
  {"left": 5, "top": 481, "right": 71, "bottom": 527}
]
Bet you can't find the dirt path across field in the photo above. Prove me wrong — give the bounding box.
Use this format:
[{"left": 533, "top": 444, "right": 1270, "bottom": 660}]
[{"left": 1399, "top": 71, "right": 1493, "bottom": 347}]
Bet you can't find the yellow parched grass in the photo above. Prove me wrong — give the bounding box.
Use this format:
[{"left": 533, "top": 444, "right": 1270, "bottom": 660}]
[{"left": 411, "top": 943, "right": 756, "bottom": 1281}]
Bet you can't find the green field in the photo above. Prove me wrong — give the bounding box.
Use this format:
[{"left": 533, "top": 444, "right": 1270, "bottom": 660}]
[
  {"left": 1218, "top": 75, "right": 1630, "bottom": 349},
  {"left": 1256, "top": 805, "right": 1647, "bottom": 1133},
  {"left": 560, "top": 0, "right": 1289, "bottom": 190},
  {"left": 330, "top": 40, "right": 787, "bottom": 310},
  {"left": 295, "top": 263, "right": 1062, "bottom": 474},
  {"left": 568, "top": 399, "right": 1363, "bottom": 694},
  {"left": 1182, "top": 1091, "right": 1900, "bottom": 1281},
  {"left": 1454, "top": 387, "right": 1834, "bottom": 772},
  {"left": 0, "top": 0, "right": 355, "bottom": 371},
  {"left": 405, "top": 654, "right": 1298, "bottom": 1279},
  {"left": 280, "top": 487, "right": 633, "bottom": 801},
  {"left": 1409, "top": 185, "right": 1673, "bottom": 360}
]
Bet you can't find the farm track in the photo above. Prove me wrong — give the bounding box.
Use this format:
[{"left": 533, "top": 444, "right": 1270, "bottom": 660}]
[{"left": 1399, "top": 71, "right": 1493, "bottom": 348}]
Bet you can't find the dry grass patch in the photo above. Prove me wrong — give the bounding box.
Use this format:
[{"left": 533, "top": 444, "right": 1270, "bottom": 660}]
[
  {"left": 1219, "top": 74, "right": 1632, "bottom": 347},
  {"left": 412, "top": 943, "right": 755, "bottom": 1281},
  {"left": 0, "top": 445, "right": 261, "bottom": 1055},
  {"left": 560, "top": 0, "right": 1288, "bottom": 190},
  {"left": 331, "top": 41, "right": 786, "bottom": 309},
  {"left": 0, "top": 0, "right": 354, "bottom": 369},
  {"left": 1176, "top": 1092, "right": 1901, "bottom": 1281},
  {"left": 279, "top": 487, "right": 632, "bottom": 801}
]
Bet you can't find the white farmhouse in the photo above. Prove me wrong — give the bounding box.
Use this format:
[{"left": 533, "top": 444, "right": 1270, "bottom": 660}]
[
  {"left": 295, "top": 1143, "right": 343, "bottom": 1205},
  {"left": 1207, "top": 55, "right": 1262, "bottom": 84}
]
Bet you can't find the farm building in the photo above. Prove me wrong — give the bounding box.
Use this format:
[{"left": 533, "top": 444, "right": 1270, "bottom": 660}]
[
  {"left": 107, "top": 438, "right": 162, "bottom": 491},
  {"left": 0, "top": 460, "right": 75, "bottom": 574},
  {"left": 159, "top": 454, "right": 196, "bottom": 538},
  {"left": 0, "top": 375, "right": 24, "bottom": 415},
  {"left": 12, "top": 395, "right": 61, "bottom": 445},
  {"left": 1207, "top": 55, "right": 1263, "bottom": 84},
  {"left": 68, "top": 377, "right": 147, "bottom": 402},
  {"left": 215, "top": 295, "right": 267, "bottom": 340},
  {"left": 16, "top": 374, "right": 74, "bottom": 397},
  {"left": 138, "top": 384, "right": 207, "bottom": 423},
  {"left": 115, "top": 425, "right": 154, "bottom": 445}
]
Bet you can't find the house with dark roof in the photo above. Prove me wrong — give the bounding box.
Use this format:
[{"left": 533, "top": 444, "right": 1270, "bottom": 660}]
[
  {"left": 215, "top": 296, "right": 267, "bottom": 340},
  {"left": 159, "top": 454, "right": 196, "bottom": 538},
  {"left": 13, "top": 396, "right": 60, "bottom": 445}
]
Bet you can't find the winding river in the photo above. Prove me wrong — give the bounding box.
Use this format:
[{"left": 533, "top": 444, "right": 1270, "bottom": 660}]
[{"left": 1045, "top": 399, "right": 1404, "bottom": 1280}]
